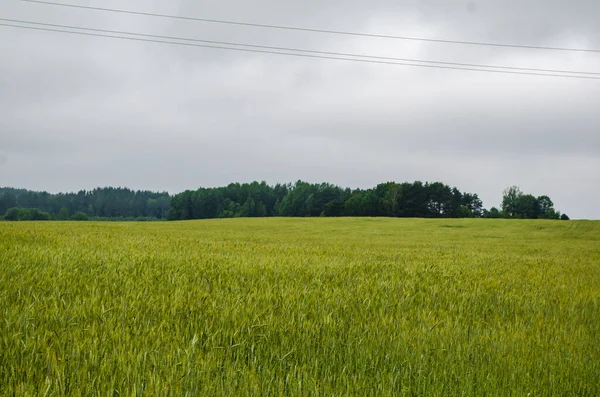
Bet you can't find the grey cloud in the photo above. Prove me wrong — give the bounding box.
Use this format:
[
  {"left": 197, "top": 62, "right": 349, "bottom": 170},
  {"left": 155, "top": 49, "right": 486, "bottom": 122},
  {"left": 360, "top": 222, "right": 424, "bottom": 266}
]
[{"left": 1, "top": 0, "right": 600, "bottom": 219}]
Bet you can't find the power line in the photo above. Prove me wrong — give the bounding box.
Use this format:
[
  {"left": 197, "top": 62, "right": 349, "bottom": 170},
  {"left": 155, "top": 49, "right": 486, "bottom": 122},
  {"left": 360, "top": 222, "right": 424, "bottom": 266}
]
[
  {"left": 1, "top": 22, "right": 599, "bottom": 80},
  {"left": 20, "top": 0, "right": 600, "bottom": 54},
  {"left": 3, "top": 18, "right": 598, "bottom": 76}
]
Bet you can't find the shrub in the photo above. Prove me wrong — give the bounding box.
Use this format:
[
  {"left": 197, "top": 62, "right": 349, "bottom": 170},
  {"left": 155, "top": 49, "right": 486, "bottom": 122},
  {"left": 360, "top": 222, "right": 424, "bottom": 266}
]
[
  {"left": 4, "top": 207, "right": 21, "bottom": 221},
  {"left": 71, "top": 212, "right": 89, "bottom": 221},
  {"left": 3, "top": 207, "right": 50, "bottom": 221}
]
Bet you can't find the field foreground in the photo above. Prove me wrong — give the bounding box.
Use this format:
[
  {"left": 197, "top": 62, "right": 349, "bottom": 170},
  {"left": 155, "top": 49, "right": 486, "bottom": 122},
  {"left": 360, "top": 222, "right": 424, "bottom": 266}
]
[{"left": 1, "top": 218, "right": 599, "bottom": 396}]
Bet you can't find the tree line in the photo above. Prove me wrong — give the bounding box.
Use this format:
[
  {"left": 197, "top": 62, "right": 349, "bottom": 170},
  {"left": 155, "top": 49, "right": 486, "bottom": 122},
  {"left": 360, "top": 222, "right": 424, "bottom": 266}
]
[
  {"left": 167, "top": 181, "right": 486, "bottom": 220},
  {"left": 0, "top": 187, "right": 170, "bottom": 221},
  {"left": 1, "top": 182, "right": 568, "bottom": 221},
  {"left": 495, "top": 186, "right": 569, "bottom": 220}
]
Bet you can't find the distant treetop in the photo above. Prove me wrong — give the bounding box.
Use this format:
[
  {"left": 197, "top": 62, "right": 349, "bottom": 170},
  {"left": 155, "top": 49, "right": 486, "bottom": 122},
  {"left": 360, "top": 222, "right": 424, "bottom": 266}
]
[{"left": 1, "top": 183, "right": 565, "bottom": 221}]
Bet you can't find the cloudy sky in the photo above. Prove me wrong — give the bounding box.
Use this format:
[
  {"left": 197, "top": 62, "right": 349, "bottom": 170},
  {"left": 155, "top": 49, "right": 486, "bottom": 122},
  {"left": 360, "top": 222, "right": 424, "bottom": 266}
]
[{"left": 1, "top": 0, "right": 599, "bottom": 218}]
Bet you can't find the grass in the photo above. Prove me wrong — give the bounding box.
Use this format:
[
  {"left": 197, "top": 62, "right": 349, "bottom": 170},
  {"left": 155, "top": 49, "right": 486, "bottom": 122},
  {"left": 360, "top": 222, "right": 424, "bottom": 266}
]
[{"left": 1, "top": 218, "right": 599, "bottom": 396}]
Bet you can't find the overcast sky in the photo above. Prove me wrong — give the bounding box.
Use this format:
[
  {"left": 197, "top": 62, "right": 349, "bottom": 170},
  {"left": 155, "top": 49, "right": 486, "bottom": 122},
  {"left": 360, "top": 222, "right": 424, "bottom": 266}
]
[{"left": 1, "top": 0, "right": 599, "bottom": 218}]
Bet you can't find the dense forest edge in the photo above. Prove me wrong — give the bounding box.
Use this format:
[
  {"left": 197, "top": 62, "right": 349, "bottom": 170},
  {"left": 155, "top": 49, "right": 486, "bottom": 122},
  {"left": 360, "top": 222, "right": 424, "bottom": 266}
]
[{"left": 0, "top": 182, "right": 569, "bottom": 221}]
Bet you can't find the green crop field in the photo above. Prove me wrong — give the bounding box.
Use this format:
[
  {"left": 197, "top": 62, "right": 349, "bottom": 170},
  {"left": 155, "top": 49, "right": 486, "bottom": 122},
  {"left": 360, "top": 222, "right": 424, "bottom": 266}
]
[{"left": 1, "top": 218, "right": 599, "bottom": 396}]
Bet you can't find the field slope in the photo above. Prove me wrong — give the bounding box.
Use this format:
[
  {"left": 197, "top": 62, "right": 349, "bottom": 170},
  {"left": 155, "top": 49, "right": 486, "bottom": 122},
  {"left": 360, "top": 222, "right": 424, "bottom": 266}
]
[{"left": 1, "top": 218, "right": 599, "bottom": 396}]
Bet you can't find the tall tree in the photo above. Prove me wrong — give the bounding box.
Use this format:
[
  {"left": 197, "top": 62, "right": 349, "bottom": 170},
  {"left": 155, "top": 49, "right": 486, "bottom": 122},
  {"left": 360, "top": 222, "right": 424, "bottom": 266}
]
[
  {"left": 501, "top": 186, "right": 523, "bottom": 218},
  {"left": 0, "top": 192, "right": 17, "bottom": 215},
  {"left": 515, "top": 194, "right": 540, "bottom": 219},
  {"left": 461, "top": 193, "right": 483, "bottom": 217},
  {"left": 381, "top": 183, "right": 402, "bottom": 217},
  {"left": 537, "top": 195, "right": 558, "bottom": 219},
  {"left": 57, "top": 207, "right": 70, "bottom": 220},
  {"left": 426, "top": 182, "right": 454, "bottom": 217}
]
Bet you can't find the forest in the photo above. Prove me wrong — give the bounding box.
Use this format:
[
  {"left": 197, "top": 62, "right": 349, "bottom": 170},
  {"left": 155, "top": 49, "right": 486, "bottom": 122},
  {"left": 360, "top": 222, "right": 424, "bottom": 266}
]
[
  {"left": 168, "top": 181, "right": 483, "bottom": 220},
  {"left": 0, "top": 182, "right": 567, "bottom": 221},
  {"left": 0, "top": 187, "right": 170, "bottom": 221}
]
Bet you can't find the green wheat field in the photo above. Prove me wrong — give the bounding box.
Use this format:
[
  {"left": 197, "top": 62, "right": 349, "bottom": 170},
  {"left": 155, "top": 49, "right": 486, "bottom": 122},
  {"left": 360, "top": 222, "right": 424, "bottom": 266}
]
[{"left": 1, "top": 218, "right": 599, "bottom": 396}]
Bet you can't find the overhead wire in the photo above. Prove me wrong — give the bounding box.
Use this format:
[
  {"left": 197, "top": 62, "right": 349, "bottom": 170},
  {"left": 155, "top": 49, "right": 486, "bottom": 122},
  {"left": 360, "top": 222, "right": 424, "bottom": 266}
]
[
  {"left": 19, "top": 0, "right": 600, "bottom": 54},
  {"left": 1, "top": 22, "right": 599, "bottom": 80},
  {"left": 1, "top": 18, "right": 599, "bottom": 77}
]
